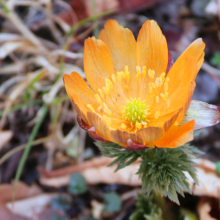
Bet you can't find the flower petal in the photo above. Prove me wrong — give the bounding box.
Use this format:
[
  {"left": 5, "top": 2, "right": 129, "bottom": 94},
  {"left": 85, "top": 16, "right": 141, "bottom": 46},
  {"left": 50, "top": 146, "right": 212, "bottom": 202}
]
[
  {"left": 167, "top": 39, "right": 205, "bottom": 95},
  {"left": 176, "top": 81, "right": 196, "bottom": 124},
  {"left": 87, "top": 126, "right": 112, "bottom": 142},
  {"left": 87, "top": 111, "right": 111, "bottom": 141},
  {"left": 63, "top": 72, "right": 99, "bottom": 123},
  {"left": 156, "top": 57, "right": 197, "bottom": 117},
  {"left": 182, "top": 100, "right": 220, "bottom": 130},
  {"left": 137, "top": 20, "right": 168, "bottom": 77},
  {"left": 99, "top": 19, "right": 136, "bottom": 73},
  {"left": 110, "top": 129, "right": 144, "bottom": 147},
  {"left": 125, "top": 139, "right": 149, "bottom": 150},
  {"left": 84, "top": 37, "right": 115, "bottom": 92},
  {"left": 153, "top": 120, "right": 195, "bottom": 148},
  {"left": 166, "top": 50, "right": 174, "bottom": 73},
  {"left": 157, "top": 39, "right": 205, "bottom": 116},
  {"left": 73, "top": 98, "right": 90, "bottom": 124},
  {"left": 148, "top": 108, "right": 182, "bottom": 132},
  {"left": 99, "top": 20, "right": 137, "bottom": 94},
  {"left": 136, "top": 127, "right": 164, "bottom": 144},
  {"left": 176, "top": 38, "right": 205, "bottom": 75},
  {"left": 77, "top": 115, "right": 90, "bottom": 130}
]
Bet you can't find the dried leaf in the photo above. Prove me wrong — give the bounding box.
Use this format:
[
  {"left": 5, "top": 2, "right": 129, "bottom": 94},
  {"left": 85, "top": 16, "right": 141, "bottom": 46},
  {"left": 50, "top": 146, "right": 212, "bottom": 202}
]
[
  {"left": 6, "top": 193, "right": 60, "bottom": 219},
  {"left": 40, "top": 157, "right": 220, "bottom": 199},
  {"left": 0, "top": 182, "right": 42, "bottom": 220},
  {"left": 197, "top": 198, "right": 217, "bottom": 220},
  {"left": 0, "top": 130, "right": 13, "bottom": 150},
  {"left": 0, "top": 182, "right": 41, "bottom": 203},
  {"left": 91, "top": 200, "right": 104, "bottom": 219}
]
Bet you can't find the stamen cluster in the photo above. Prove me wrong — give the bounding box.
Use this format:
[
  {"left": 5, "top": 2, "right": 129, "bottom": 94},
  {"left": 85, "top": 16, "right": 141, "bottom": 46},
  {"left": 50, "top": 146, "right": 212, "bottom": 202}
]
[
  {"left": 86, "top": 65, "right": 171, "bottom": 131},
  {"left": 123, "top": 99, "right": 149, "bottom": 126}
]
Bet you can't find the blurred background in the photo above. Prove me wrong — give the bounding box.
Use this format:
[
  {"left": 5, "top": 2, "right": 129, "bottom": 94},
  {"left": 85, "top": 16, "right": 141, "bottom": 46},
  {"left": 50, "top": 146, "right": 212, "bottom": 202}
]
[{"left": 0, "top": 0, "right": 220, "bottom": 219}]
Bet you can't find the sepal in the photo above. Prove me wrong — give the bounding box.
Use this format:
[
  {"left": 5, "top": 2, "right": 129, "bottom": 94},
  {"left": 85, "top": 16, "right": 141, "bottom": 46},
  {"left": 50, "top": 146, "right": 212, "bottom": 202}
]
[
  {"left": 137, "top": 145, "right": 202, "bottom": 204},
  {"left": 95, "top": 142, "right": 141, "bottom": 172},
  {"left": 95, "top": 141, "right": 203, "bottom": 204}
]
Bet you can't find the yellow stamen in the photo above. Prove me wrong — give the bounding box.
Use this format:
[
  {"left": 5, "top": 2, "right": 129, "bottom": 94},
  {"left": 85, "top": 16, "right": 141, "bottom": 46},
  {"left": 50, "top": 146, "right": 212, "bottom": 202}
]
[
  {"left": 105, "top": 78, "right": 113, "bottom": 89},
  {"left": 102, "top": 87, "right": 110, "bottom": 95},
  {"left": 125, "top": 65, "right": 129, "bottom": 73},
  {"left": 98, "top": 89, "right": 104, "bottom": 99},
  {"left": 155, "top": 78, "right": 159, "bottom": 86},
  {"left": 174, "top": 121, "right": 179, "bottom": 126},
  {"left": 102, "top": 102, "right": 112, "bottom": 115},
  {"left": 143, "top": 66, "right": 147, "bottom": 78},
  {"left": 117, "top": 72, "right": 122, "bottom": 82},
  {"left": 96, "top": 106, "right": 103, "bottom": 113},
  {"left": 136, "top": 66, "right": 141, "bottom": 74},
  {"left": 155, "top": 77, "right": 162, "bottom": 87},
  {"left": 121, "top": 71, "right": 126, "bottom": 79},
  {"left": 150, "top": 70, "right": 155, "bottom": 79},
  {"left": 104, "top": 108, "right": 112, "bottom": 115},
  {"left": 124, "top": 66, "right": 130, "bottom": 81},
  {"left": 102, "top": 102, "right": 108, "bottom": 109},
  {"left": 87, "top": 104, "right": 95, "bottom": 112},
  {"left": 163, "top": 92, "right": 169, "bottom": 101},
  {"left": 167, "top": 100, "right": 170, "bottom": 108},
  {"left": 160, "top": 92, "right": 168, "bottom": 100},
  {"left": 111, "top": 74, "right": 116, "bottom": 83},
  {"left": 103, "top": 115, "right": 111, "bottom": 125},
  {"left": 164, "top": 82, "right": 168, "bottom": 92},
  {"left": 136, "top": 66, "right": 141, "bottom": 79},
  {"left": 155, "top": 111, "right": 160, "bottom": 119},
  {"left": 142, "top": 122, "right": 148, "bottom": 127},
  {"left": 156, "top": 95, "right": 160, "bottom": 103},
  {"left": 149, "top": 82, "right": 157, "bottom": 89},
  {"left": 121, "top": 123, "right": 127, "bottom": 129},
  {"left": 160, "top": 72, "right": 166, "bottom": 79},
  {"left": 95, "top": 94, "right": 101, "bottom": 103},
  {"left": 165, "top": 77, "right": 170, "bottom": 83},
  {"left": 136, "top": 122, "right": 142, "bottom": 129}
]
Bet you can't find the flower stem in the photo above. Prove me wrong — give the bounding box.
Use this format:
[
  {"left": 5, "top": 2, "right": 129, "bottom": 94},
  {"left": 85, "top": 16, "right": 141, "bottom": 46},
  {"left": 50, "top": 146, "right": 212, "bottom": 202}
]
[{"left": 153, "top": 192, "right": 176, "bottom": 220}]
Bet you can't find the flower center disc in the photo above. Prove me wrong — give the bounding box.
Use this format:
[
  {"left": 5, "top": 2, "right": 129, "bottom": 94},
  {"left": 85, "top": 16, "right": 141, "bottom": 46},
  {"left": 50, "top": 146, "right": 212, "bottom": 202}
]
[{"left": 123, "top": 99, "right": 149, "bottom": 125}]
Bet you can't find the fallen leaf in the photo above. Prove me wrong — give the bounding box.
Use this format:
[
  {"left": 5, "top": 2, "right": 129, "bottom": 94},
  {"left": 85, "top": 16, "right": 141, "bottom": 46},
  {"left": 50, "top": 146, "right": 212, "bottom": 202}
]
[
  {"left": 39, "top": 157, "right": 220, "bottom": 199},
  {"left": 197, "top": 198, "right": 217, "bottom": 220},
  {"left": 6, "top": 193, "right": 60, "bottom": 219},
  {"left": 0, "top": 182, "right": 41, "bottom": 203},
  {"left": 0, "top": 130, "right": 13, "bottom": 150},
  {"left": 91, "top": 200, "right": 104, "bottom": 219},
  {"left": 0, "top": 182, "right": 42, "bottom": 220},
  {"left": 205, "top": 0, "right": 220, "bottom": 16}
]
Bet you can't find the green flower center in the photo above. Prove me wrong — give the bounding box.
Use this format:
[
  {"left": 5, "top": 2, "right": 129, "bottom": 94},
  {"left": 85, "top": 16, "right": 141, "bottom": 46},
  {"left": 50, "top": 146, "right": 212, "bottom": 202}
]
[{"left": 123, "top": 99, "right": 150, "bottom": 125}]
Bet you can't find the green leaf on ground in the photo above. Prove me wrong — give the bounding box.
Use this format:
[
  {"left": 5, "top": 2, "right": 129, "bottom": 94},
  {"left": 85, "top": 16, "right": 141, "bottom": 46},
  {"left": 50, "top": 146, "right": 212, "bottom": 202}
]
[
  {"left": 68, "top": 173, "right": 88, "bottom": 195},
  {"left": 211, "top": 52, "right": 220, "bottom": 66},
  {"left": 216, "top": 161, "right": 220, "bottom": 174},
  {"left": 51, "top": 195, "right": 71, "bottom": 211},
  {"left": 103, "top": 192, "right": 122, "bottom": 213}
]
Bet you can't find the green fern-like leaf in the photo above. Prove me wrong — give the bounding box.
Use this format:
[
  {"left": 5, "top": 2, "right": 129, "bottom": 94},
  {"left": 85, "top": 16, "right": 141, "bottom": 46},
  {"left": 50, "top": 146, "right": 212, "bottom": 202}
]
[
  {"left": 95, "top": 142, "right": 141, "bottom": 171},
  {"left": 95, "top": 141, "right": 202, "bottom": 204},
  {"left": 137, "top": 146, "right": 202, "bottom": 204}
]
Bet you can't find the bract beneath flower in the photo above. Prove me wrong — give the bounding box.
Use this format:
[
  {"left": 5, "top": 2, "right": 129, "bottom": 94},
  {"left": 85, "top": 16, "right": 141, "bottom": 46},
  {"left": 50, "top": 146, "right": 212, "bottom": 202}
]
[{"left": 64, "top": 19, "right": 220, "bottom": 149}]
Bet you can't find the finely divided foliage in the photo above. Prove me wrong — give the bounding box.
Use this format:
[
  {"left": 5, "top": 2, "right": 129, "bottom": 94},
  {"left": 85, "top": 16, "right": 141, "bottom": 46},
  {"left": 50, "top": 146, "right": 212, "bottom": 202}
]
[{"left": 96, "top": 142, "right": 202, "bottom": 204}]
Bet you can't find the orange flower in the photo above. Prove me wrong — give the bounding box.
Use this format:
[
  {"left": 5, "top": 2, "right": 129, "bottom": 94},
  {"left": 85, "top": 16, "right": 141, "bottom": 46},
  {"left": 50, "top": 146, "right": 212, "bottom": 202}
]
[{"left": 64, "top": 19, "right": 220, "bottom": 149}]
